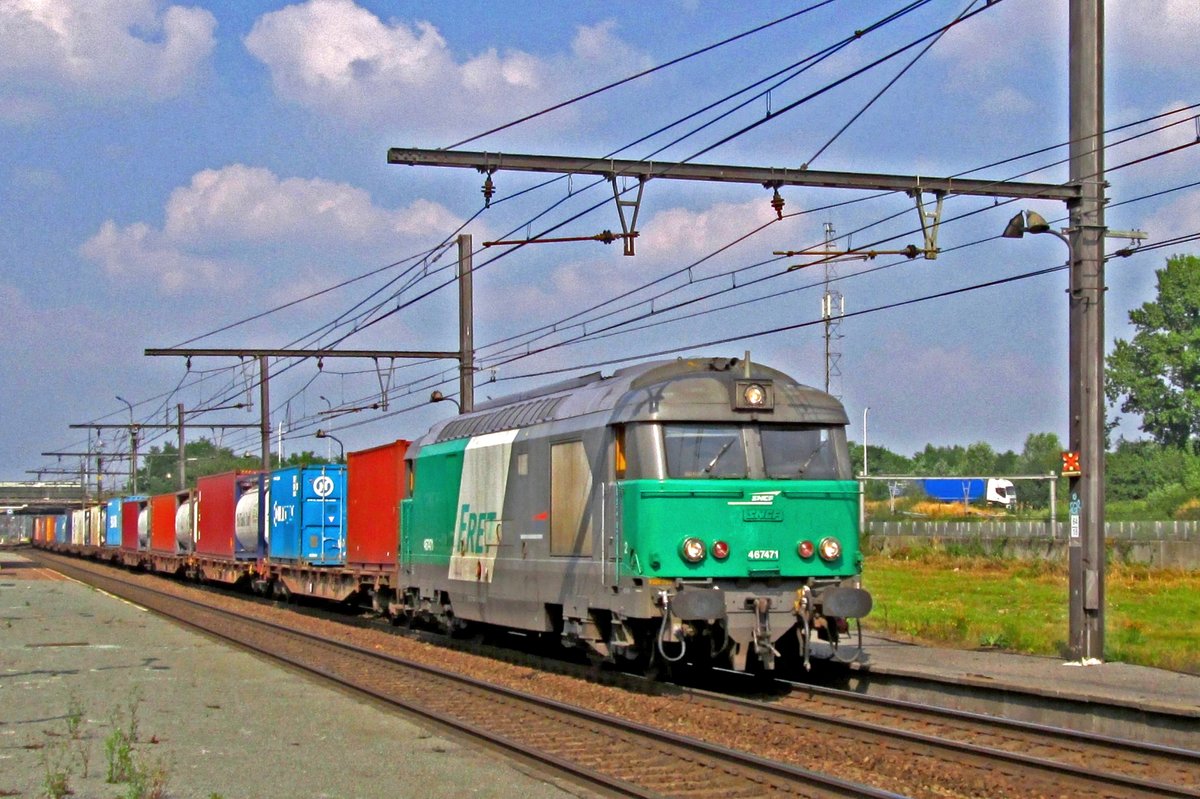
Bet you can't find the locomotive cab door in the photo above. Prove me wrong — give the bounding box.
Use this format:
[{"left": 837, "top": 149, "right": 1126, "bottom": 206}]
[{"left": 603, "top": 424, "right": 628, "bottom": 587}]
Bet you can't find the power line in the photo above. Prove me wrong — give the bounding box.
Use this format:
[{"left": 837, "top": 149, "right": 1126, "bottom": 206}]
[
  {"left": 444, "top": 1, "right": 840, "bottom": 149},
  {"left": 803, "top": 0, "right": 976, "bottom": 168},
  {"left": 686, "top": 0, "right": 1005, "bottom": 161}
]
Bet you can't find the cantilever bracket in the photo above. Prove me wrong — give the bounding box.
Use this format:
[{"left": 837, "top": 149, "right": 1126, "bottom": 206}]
[
  {"left": 373, "top": 357, "right": 395, "bottom": 411},
  {"left": 609, "top": 175, "right": 645, "bottom": 256},
  {"left": 910, "top": 189, "right": 944, "bottom": 260}
]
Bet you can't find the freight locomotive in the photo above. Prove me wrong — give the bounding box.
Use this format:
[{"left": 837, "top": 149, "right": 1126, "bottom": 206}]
[{"left": 33, "top": 355, "right": 872, "bottom": 674}]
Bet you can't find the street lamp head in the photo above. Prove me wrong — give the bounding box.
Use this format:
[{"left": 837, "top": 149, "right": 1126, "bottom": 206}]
[
  {"left": 1002, "top": 210, "right": 1055, "bottom": 239},
  {"left": 1001, "top": 211, "right": 1027, "bottom": 239},
  {"left": 430, "top": 390, "right": 461, "bottom": 411},
  {"left": 314, "top": 429, "right": 344, "bottom": 460},
  {"left": 1023, "top": 210, "right": 1052, "bottom": 234}
]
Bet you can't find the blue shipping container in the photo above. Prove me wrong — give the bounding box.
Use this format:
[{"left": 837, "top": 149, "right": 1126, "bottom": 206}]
[
  {"left": 106, "top": 496, "right": 146, "bottom": 547},
  {"left": 55, "top": 515, "right": 68, "bottom": 543},
  {"left": 105, "top": 499, "right": 122, "bottom": 547},
  {"left": 269, "top": 465, "right": 346, "bottom": 565}
]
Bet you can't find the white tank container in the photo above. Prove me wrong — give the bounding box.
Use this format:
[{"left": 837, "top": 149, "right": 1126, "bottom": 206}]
[
  {"left": 72, "top": 509, "right": 86, "bottom": 545},
  {"left": 234, "top": 487, "right": 261, "bottom": 552},
  {"left": 137, "top": 507, "right": 150, "bottom": 548},
  {"left": 90, "top": 506, "right": 104, "bottom": 546},
  {"left": 175, "top": 498, "right": 196, "bottom": 551}
]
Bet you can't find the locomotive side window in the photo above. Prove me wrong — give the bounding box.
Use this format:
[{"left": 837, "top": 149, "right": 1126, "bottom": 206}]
[
  {"left": 550, "top": 440, "right": 593, "bottom": 556},
  {"left": 663, "top": 424, "right": 747, "bottom": 479},
  {"left": 618, "top": 423, "right": 663, "bottom": 480},
  {"left": 614, "top": 425, "right": 627, "bottom": 480},
  {"left": 760, "top": 425, "right": 849, "bottom": 479}
]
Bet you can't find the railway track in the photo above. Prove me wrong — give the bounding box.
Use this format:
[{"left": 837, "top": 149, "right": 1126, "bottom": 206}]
[
  {"left": 686, "top": 678, "right": 1200, "bottom": 798},
  {"left": 35, "top": 551, "right": 1200, "bottom": 799},
  {"left": 36, "top": 552, "right": 901, "bottom": 799}
]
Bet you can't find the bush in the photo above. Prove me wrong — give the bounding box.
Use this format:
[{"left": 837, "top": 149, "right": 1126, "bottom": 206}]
[
  {"left": 1145, "top": 482, "right": 1198, "bottom": 519},
  {"left": 1176, "top": 498, "right": 1200, "bottom": 520}
]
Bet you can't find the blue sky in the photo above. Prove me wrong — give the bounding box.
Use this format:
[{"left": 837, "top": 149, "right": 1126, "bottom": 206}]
[{"left": 2, "top": 0, "right": 1198, "bottom": 484}]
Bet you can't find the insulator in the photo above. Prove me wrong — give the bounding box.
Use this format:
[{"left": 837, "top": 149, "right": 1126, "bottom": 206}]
[
  {"left": 598, "top": 230, "right": 616, "bottom": 244},
  {"left": 481, "top": 173, "right": 495, "bottom": 208},
  {"left": 770, "top": 188, "right": 785, "bottom": 220}
]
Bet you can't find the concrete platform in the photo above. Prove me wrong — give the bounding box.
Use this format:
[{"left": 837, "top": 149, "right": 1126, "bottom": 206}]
[
  {"left": 0, "top": 552, "right": 588, "bottom": 799},
  {"left": 848, "top": 631, "right": 1200, "bottom": 749}
]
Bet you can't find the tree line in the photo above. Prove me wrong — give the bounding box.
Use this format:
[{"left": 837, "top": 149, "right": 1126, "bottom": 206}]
[
  {"left": 127, "top": 438, "right": 336, "bottom": 497},
  {"left": 853, "top": 254, "right": 1200, "bottom": 520}
]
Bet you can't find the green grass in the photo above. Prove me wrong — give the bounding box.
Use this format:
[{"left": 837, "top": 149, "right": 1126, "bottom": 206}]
[{"left": 862, "top": 553, "right": 1200, "bottom": 673}]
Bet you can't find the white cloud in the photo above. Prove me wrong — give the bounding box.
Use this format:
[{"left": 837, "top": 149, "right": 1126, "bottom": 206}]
[
  {"left": 244, "top": 0, "right": 652, "bottom": 131},
  {"left": 481, "top": 196, "right": 821, "bottom": 336},
  {"left": 1110, "top": 0, "right": 1200, "bottom": 70},
  {"left": 936, "top": 0, "right": 1200, "bottom": 110},
  {"left": 161, "top": 164, "right": 460, "bottom": 245},
  {"left": 80, "top": 164, "right": 466, "bottom": 294},
  {"left": 1146, "top": 190, "right": 1200, "bottom": 244},
  {"left": 81, "top": 220, "right": 225, "bottom": 295},
  {"left": 0, "top": 0, "right": 216, "bottom": 118},
  {"left": 639, "top": 198, "right": 802, "bottom": 260}
]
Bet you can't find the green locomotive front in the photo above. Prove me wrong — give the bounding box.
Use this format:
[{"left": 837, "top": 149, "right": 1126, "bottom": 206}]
[{"left": 398, "top": 356, "right": 871, "bottom": 673}]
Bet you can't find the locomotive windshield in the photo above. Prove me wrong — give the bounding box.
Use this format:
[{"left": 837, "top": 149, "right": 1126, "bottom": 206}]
[
  {"left": 659, "top": 423, "right": 850, "bottom": 480},
  {"left": 664, "top": 424, "right": 748, "bottom": 479},
  {"left": 761, "top": 425, "right": 845, "bottom": 479}
]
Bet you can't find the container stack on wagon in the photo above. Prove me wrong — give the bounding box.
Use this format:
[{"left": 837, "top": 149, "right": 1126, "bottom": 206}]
[
  {"left": 150, "top": 492, "right": 189, "bottom": 555},
  {"left": 121, "top": 497, "right": 148, "bottom": 552},
  {"left": 269, "top": 465, "right": 347, "bottom": 565},
  {"left": 195, "top": 472, "right": 262, "bottom": 559},
  {"left": 193, "top": 471, "right": 263, "bottom": 583},
  {"left": 346, "top": 440, "right": 409, "bottom": 571}
]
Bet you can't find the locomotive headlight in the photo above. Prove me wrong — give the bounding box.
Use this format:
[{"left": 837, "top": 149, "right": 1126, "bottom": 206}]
[
  {"left": 712, "top": 540, "right": 730, "bottom": 560},
  {"left": 797, "top": 540, "right": 815, "bottom": 559},
  {"left": 681, "top": 537, "right": 706, "bottom": 563},
  {"left": 742, "top": 383, "right": 766, "bottom": 406},
  {"left": 818, "top": 537, "right": 841, "bottom": 561},
  {"left": 734, "top": 379, "right": 774, "bottom": 411}
]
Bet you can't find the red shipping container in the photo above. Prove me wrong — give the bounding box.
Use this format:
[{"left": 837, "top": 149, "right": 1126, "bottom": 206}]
[
  {"left": 122, "top": 499, "right": 147, "bottom": 551},
  {"left": 195, "top": 471, "right": 261, "bottom": 559},
  {"left": 346, "top": 439, "right": 409, "bottom": 568},
  {"left": 150, "top": 492, "right": 189, "bottom": 554}
]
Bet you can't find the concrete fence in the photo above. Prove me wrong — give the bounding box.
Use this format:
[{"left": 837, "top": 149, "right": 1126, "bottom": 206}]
[
  {"left": 864, "top": 520, "right": 1200, "bottom": 569},
  {"left": 866, "top": 519, "right": 1198, "bottom": 540}
]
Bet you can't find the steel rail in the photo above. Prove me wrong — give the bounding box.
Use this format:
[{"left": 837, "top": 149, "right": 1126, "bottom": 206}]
[
  {"left": 778, "top": 678, "right": 1200, "bottom": 765},
  {"left": 678, "top": 678, "right": 1200, "bottom": 799},
  {"left": 40, "top": 553, "right": 907, "bottom": 799}
]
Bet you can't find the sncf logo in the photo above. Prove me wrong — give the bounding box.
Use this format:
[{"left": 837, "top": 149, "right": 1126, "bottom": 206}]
[{"left": 728, "top": 491, "right": 782, "bottom": 507}]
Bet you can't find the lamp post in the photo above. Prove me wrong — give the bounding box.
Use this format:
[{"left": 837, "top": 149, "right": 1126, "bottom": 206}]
[
  {"left": 318, "top": 396, "right": 333, "bottom": 459},
  {"left": 314, "top": 429, "right": 344, "bottom": 462},
  {"left": 862, "top": 406, "right": 870, "bottom": 477},
  {"left": 115, "top": 395, "right": 137, "bottom": 494},
  {"left": 858, "top": 406, "right": 871, "bottom": 534},
  {"left": 1003, "top": 208, "right": 1103, "bottom": 662}
]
